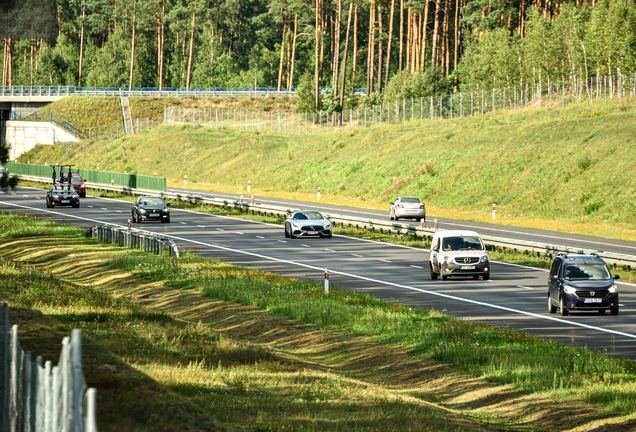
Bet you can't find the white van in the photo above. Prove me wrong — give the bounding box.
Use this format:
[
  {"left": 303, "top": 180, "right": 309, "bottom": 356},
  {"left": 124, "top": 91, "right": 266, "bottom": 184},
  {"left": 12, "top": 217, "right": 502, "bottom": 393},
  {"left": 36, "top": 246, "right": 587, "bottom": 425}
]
[{"left": 430, "top": 230, "right": 490, "bottom": 280}]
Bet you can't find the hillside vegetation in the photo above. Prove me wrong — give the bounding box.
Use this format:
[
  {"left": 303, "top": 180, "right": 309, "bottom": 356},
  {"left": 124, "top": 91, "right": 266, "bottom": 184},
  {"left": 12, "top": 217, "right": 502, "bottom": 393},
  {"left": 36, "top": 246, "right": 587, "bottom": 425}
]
[{"left": 22, "top": 96, "right": 636, "bottom": 240}]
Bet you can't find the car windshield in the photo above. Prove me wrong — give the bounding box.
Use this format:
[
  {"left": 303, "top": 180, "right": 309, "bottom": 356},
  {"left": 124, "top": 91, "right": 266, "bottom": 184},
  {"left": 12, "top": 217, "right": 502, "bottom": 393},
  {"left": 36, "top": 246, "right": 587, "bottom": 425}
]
[
  {"left": 400, "top": 197, "right": 421, "bottom": 203},
  {"left": 71, "top": 175, "right": 82, "bottom": 182},
  {"left": 294, "top": 211, "right": 324, "bottom": 220},
  {"left": 441, "top": 236, "right": 484, "bottom": 251},
  {"left": 141, "top": 197, "right": 165, "bottom": 206},
  {"left": 564, "top": 264, "right": 611, "bottom": 281}
]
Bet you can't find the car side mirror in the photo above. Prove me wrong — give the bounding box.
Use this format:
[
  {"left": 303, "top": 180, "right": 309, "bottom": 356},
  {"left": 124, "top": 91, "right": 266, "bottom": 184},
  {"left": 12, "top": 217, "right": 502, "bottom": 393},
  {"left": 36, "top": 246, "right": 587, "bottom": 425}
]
[
  {"left": 389, "top": 202, "right": 394, "bottom": 205},
  {"left": 325, "top": 214, "right": 330, "bottom": 220},
  {"left": 166, "top": 203, "right": 171, "bottom": 207},
  {"left": 432, "top": 245, "right": 439, "bottom": 252},
  {"left": 614, "top": 274, "right": 620, "bottom": 280}
]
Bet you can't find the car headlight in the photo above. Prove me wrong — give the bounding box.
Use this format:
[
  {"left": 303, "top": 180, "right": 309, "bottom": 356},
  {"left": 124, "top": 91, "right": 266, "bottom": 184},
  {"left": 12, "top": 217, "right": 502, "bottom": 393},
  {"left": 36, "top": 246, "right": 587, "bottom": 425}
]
[
  {"left": 162, "top": 208, "right": 169, "bottom": 213},
  {"left": 291, "top": 223, "right": 300, "bottom": 229},
  {"left": 563, "top": 285, "right": 577, "bottom": 294},
  {"left": 139, "top": 209, "right": 147, "bottom": 214},
  {"left": 608, "top": 284, "right": 618, "bottom": 294},
  {"left": 72, "top": 195, "right": 79, "bottom": 199},
  {"left": 323, "top": 222, "right": 331, "bottom": 229},
  {"left": 52, "top": 195, "right": 58, "bottom": 199},
  {"left": 480, "top": 255, "right": 489, "bottom": 263}
]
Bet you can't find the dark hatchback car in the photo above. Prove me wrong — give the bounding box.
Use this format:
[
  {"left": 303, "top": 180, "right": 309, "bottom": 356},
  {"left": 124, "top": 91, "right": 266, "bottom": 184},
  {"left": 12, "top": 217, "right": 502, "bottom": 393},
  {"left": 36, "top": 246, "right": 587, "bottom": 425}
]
[
  {"left": 132, "top": 196, "right": 170, "bottom": 223},
  {"left": 284, "top": 210, "right": 332, "bottom": 238},
  {"left": 46, "top": 184, "right": 80, "bottom": 208},
  {"left": 548, "top": 254, "right": 620, "bottom": 316}
]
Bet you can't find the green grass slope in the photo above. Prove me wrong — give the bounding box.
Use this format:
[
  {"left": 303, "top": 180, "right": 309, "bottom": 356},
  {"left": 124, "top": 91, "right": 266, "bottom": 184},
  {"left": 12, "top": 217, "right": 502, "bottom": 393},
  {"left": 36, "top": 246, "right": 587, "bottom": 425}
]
[{"left": 23, "top": 97, "right": 636, "bottom": 240}]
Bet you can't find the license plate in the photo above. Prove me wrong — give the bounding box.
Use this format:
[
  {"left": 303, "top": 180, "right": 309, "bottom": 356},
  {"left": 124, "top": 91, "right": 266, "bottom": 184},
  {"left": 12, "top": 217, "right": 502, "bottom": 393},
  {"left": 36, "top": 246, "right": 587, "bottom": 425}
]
[
  {"left": 149, "top": 213, "right": 160, "bottom": 217},
  {"left": 61, "top": 200, "right": 70, "bottom": 203},
  {"left": 307, "top": 230, "right": 318, "bottom": 235},
  {"left": 461, "top": 265, "right": 475, "bottom": 270},
  {"left": 584, "top": 298, "right": 602, "bottom": 303}
]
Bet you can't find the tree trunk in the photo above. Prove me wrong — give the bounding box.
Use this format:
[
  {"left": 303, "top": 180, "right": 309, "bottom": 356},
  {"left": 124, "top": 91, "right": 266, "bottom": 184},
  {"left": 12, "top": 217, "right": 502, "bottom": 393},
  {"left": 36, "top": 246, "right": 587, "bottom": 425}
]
[
  {"left": 186, "top": 4, "right": 197, "bottom": 89},
  {"left": 384, "top": 0, "right": 395, "bottom": 86},
  {"left": 158, "top": 0, "right": 165, "bottom": 89},
  {"left": 277, "top": 17, "right": 288, "bottom": 91},
  {"left": 332, "top": 0, "right": 342, "bottom": 100},
  {"left": 366, "top": 0, "right": 376, "bottom": 95},
  {"left": 339, "top": 2, "right": 353, "bottom": 108},
  {"left": 78, "top": 5, "right": 85, "bottom": 86},
  {"left": 422, "top": 0, "right": 430, "bottom": 71},
  {"left": 398, "top": 0, "right": 404, "bottom": 71},
  {"left": 431, "top": 0, "right": 441, "bottom": 68},
  {"left": 406, "top": 7, "right": 411, "bottom": 71},
  {"left": 453, "top": 0, "right": 460, "bottom": 71},
  {"left": 287, "top": 13, "right": 298, "bottom": 90},
  {"left": 314, "top": 0, "right": 322, "bottom": 110},
  {"left": 128, "top": 0, "right": 137, "bottom": 91},
  {"left": 442, "top": 0, "right": 450, "bottom": 75},
  {"left": 377, "top": 6, "right": 383, "bottom": 90},
  {"left": 352, "top": 4, "right": 358, "bottom": 85}
]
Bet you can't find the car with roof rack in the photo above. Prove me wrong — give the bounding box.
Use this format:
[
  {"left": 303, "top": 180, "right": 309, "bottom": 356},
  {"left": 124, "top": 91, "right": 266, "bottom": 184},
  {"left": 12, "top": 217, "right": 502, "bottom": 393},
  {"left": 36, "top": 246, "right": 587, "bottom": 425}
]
[{"left": 548, "top": 253, "right": 620, "bottom": 316}]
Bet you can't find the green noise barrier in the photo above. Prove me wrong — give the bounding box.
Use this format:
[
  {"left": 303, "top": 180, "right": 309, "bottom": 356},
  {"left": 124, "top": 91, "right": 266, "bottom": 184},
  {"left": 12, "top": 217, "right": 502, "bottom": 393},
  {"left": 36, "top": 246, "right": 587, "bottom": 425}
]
[{"left": 5, "top": 162, "right": 166, "bottom": 192}]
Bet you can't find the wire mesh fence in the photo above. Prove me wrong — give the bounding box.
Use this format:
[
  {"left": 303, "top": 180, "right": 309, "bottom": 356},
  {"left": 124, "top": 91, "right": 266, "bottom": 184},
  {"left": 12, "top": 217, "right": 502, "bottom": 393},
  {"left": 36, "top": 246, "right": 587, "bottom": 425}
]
[
  {"left": 0, "top": 303, "right": 98, "bottom": 432},
  {"left": 163, "top": 74, "right": 636, "bottom": 133}
]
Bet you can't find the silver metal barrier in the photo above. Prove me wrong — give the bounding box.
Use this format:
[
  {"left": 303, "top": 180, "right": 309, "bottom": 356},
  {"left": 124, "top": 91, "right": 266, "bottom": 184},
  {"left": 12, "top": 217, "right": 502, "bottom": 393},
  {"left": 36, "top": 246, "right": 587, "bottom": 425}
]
[{"left": 90, "top": 224, "right": 179, "bottom": 258}]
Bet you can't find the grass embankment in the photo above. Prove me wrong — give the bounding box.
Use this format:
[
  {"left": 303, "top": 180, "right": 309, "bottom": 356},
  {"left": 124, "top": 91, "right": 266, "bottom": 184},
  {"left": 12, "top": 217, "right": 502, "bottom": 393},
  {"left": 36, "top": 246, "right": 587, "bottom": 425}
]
[
  {"left": 2, "top": 212, "right": 636, "bottom": 431},
  {"left": 23, "top": 97, "right": 636, "bottom": 242}
]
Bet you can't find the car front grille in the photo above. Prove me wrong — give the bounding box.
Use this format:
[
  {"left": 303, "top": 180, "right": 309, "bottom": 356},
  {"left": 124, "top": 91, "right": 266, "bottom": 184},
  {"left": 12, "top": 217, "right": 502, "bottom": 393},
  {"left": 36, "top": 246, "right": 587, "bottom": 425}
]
[
  {"left": 575, "top": 290, "right": 609, "bottom": 298},
  {"left": 453, "top": 257, "right": 480, "bottom": 264},
  {"left": 302, "top": 225, "right": 324, "bottom": 231}
]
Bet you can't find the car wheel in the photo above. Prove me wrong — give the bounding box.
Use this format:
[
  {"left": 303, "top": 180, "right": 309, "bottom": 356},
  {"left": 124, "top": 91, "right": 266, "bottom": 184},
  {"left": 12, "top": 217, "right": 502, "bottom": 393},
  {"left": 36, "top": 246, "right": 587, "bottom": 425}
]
[
  {"left": 611, "top": 306, "right": 619, "bottom": 316},
  {"left": 598, "top": 309, "right": 606, "bottom": 315},
  {"left": 482, "top": 272, "right": 490, "bottom": 281},
  {"left": 548, "top": 296, "right": 557, "bottom": 314},
  {"left": 389, "top": 210, "right": 394, "bottom": 221},
  {"left": 284, "top": 225, "right": 290, "bottom": 238},
  {"left": 440, "top": 265, "right": 448, "bottom": 280},
  {"left": 134, "top": 212, "right": 139, "bottom": 223},
  {"left": 559, "top": 297, "right": 569, "bottom": 316},
  {"left": 429, "top": 263, "right": 438, "bottom": 280},
  {"left": 46, "top": 200, "right": 51, "bottom": 208},
  {"left": 326, "top": 234, "right": 333, "bottom": 238}
]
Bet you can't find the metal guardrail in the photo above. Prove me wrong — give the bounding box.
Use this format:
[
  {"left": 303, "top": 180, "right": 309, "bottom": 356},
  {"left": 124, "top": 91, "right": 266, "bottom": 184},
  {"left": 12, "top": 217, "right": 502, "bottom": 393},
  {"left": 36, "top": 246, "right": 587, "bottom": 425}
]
[
  {"left": 89, "top": 223, "right": 179, "bottom": 258},
  {"left": 13, "top": 173, "right": 636, "bottom": 269},
  {"left": 1, "top": 303, "right": 97, "bottom": 432}
]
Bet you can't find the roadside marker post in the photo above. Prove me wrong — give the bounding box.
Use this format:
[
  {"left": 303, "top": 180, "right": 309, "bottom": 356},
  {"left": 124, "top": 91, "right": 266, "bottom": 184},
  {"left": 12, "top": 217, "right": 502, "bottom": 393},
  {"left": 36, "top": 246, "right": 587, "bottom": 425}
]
[
  {"left": 317, "top": 187, "right": 321, "bottom": 200},
  {"left": 324, "top": 269, "right": 330, "bottom": 295},
  {"left": 111, "top": 179, "right": 114, "bottom": 186},
  {"left": 240, "top": 195, "right": 244, "bottom": 204},
  {"left": 184, "top": 175, "right": 187, "bottom": 187},
  {"left": 247, "top": 180, "right": 251, "bottom": 193},
  {"left": 127, "top": 219, "right": 131, "bottom": 229},
  {"left": 420, "top": 218, "right": 425, "bottom": 227},
  {"left": 154, "top": 172, "right": 157, "bottom": 178},
  {"left": 434, "top": 219, "right": 438, "bottom": 229},
  {"left": 250, "top": 195, "right": 255, "bottom": 204},
  {"left": 492, "top": 204, "right": 496, "bottom": 220}
]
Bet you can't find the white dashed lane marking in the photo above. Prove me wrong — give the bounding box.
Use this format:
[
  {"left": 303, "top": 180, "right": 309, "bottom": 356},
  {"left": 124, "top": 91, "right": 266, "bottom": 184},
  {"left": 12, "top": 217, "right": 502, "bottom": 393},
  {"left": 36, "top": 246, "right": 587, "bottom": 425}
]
[
  {"left": 256, "top": 236, "right": 265, "bottom": 239},
  {"left": 324, "top": 249, "right": 336, "bottom": 253},
  {"left": 236, "top": 232, "right": 244, "bottom": 235},
  {"left": 517, "top": 285, "right": 535, "bottom": 290},
  {"left": 197, "top": 225, "right": 205, "bottom": 228},
  {"left": 351, "top": 254, "right": 363, "bottom": 258},
  {"left": 180, "top": 222, "right": 187, "bottom": 225},
  {"left": 301, "top": 244, "right": 311, "bottom": 248},
  {"left": 410, "top": 265, "right": 423, "bottom": 269},
  {"left": 380, "top": 259, "right": 392, "bottom": 263},
  {"left": 278, "top": 240, "right": 287, "bottom": 243}
]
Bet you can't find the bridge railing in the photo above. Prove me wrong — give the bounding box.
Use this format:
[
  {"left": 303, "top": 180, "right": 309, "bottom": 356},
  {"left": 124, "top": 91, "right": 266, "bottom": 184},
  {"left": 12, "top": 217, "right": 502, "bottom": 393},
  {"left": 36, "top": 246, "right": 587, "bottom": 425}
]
[{"left": 9, "top": 110, "right": 79, "bottom": 137}]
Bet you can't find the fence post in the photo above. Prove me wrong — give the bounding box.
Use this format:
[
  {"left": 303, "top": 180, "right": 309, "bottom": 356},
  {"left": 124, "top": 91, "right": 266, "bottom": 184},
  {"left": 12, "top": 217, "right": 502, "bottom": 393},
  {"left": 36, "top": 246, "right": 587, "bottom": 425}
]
[{"left": 2, "top": 303, "right": 8, "bottom": 432}]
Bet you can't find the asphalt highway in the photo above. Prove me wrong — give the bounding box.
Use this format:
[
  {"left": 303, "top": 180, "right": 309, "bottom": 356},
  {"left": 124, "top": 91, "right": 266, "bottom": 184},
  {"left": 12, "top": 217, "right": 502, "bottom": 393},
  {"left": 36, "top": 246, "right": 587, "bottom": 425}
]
[
  {"left": 2, "top": 186, "right": 636, "bottom": 360},
  {"left": 166, "top": 186, "right": 636, "bottom": 257}
]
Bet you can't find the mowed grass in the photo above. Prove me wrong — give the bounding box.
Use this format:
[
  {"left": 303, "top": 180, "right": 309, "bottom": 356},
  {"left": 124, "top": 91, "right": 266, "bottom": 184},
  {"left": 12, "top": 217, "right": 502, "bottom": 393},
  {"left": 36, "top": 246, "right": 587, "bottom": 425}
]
[
  {"left": 23, "top": 96, "right": 636, "bottom": 242},
  {"left": 2, "top": 212, "right": 636, "bottom": 431}
]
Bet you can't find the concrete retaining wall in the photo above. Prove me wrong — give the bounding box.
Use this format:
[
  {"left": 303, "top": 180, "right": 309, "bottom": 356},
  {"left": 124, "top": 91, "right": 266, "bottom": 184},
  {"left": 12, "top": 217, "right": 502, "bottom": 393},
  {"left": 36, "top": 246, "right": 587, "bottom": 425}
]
[{"left": 6, "top": 121, "right": 79, "bottom": 160}]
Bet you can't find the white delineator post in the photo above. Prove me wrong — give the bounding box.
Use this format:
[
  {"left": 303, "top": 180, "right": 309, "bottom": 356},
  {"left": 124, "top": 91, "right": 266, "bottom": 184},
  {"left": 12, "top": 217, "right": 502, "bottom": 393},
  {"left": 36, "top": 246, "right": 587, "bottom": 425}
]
[
  {"left": 240, "top": 195, "right": 244, "bottom": 204},
  {"left": 434, "top": 219, "right": 438, "bottom": 229},
  {"left": 247, "top": 180, "right": 251, "bottom": 193},
  {"left": 127, "top": 219, "right": 131, "bottom": 229},
  {"left": 317, "top": 187, "right": 321, "bottom": 200},
  {"left": 184, "top": 175, "right": 187, "bottom": 186},
  {"left": 111, "top": 179, "right": 114, "bottom": 186},
  {"left": 154, "top": 172, "right": 157, "bottom": 178},
  {"left": 492, "top": 203, "right": 496, "bottom": 220},
  {"left": 250, "top": 196, "right": 255, "bottom": 204},
  {"left": 420, "top": 218, "right": 425, "bottom": 227},
  {"left": 324, "top": 269, "right": 330, "bottom": 295}
]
